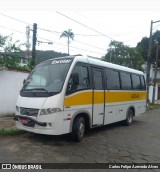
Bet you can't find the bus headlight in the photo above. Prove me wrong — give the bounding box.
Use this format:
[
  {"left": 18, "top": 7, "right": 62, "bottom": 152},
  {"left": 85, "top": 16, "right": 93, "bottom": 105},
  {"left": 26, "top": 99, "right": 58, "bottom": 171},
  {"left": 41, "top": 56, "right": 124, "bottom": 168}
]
[{"left": 40, "top": 108, "right": 62, "bottom": 115}]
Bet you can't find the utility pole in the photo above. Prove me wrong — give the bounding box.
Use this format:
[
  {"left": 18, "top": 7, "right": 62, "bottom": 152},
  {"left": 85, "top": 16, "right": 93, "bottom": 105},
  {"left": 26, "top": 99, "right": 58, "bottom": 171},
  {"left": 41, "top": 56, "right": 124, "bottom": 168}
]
[
  {"left": 32, "top": 23, "right": 37, "bottom": 66},
  {"left": 146, "top": 20, "right": 153, "bottom": 103},
  {"left": 152, "top": 45, "right": 159, "bottom": 103}
]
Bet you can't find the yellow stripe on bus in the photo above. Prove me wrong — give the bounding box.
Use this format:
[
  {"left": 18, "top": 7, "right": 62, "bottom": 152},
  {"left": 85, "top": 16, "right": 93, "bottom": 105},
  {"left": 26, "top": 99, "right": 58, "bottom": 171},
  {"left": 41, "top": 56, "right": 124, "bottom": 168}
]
[
  {"left": 64, "top": 91, "right": 93, "bottom": 107},
  {"left": 64, "top": 91, "right": 147, "bottom": 107},
  {"left": 106, "top": 92, "right": 147, "bottom": 103}
]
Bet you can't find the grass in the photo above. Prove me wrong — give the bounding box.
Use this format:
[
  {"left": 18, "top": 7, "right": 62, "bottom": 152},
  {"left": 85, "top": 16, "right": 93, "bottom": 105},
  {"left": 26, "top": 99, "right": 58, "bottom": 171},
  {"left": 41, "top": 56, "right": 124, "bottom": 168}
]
[
  {"left": 148, "top": 103, "right": 160, "bottom": 110},
  {"left": 0, "top": 128, "right": 26, "bottom": 136}
]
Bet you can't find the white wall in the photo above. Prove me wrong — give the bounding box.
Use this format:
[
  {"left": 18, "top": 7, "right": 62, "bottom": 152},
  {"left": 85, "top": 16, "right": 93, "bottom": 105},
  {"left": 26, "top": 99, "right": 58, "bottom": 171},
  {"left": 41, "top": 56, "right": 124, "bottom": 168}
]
[
  {"left": 143, "top": 64, "right": 159, "bottom": 102},
  {"left": 149, "top": 85, "right": 158, "bottom": 103},
  {"left": 0, "top": 70, "right": 29, "bottom": 116},
  {"left": 148, "top": 66, "right": 160, "bottom": 102}
]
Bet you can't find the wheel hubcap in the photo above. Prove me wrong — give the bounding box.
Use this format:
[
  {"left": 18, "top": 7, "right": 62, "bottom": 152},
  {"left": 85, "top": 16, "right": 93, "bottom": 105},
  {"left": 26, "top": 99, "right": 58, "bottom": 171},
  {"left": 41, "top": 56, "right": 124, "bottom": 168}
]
[
  {"left": 128, "top": 114, "right": 133, "bottom": 123},
  {"left": 79, "top": 122, "right": 85, "bottom": 137}
]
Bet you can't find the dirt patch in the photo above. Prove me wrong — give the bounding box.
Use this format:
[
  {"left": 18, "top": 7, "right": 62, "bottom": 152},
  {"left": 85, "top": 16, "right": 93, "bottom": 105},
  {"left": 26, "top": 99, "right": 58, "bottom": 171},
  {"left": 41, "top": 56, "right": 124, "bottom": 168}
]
[{"left": 0, "top": 117, "right": 16, "bottom": 129}]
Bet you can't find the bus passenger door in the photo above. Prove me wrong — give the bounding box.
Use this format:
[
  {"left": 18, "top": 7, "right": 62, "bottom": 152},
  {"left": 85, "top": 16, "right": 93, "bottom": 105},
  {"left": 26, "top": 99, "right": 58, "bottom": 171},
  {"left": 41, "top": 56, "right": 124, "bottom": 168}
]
[{"left": 92, "top": 67, "right": 105, "bottom": 126}]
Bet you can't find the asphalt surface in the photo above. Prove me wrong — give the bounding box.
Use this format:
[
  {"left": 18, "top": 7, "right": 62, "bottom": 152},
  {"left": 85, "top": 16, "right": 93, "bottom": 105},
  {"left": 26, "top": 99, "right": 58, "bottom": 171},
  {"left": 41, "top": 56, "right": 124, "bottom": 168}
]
[{"left": 0, "top": 109, "right": 160, "bottom": 171}]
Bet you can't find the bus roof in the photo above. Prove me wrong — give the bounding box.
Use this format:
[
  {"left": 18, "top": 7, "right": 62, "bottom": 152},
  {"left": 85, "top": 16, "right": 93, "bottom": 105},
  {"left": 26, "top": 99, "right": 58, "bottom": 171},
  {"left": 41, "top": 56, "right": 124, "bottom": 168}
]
[
  {"left": 74, "top": 55, "right": 144, "bottom": 75},
  {"left": 41, "top": 55, "right": 144, "bottom": 75}
]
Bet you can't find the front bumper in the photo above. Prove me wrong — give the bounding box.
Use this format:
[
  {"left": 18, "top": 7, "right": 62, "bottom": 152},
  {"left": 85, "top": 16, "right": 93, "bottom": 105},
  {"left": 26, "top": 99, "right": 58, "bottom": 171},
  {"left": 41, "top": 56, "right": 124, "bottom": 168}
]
[{"left": 14, "top": 115, "right": 47, "bottom": 127}]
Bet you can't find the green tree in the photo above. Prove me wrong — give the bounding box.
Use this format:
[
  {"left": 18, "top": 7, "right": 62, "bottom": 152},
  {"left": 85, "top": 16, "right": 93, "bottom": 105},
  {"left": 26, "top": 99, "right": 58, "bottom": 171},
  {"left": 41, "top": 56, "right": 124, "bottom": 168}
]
[
  {"left": 137, "top": 37, "right": 149, "bottom": 62},
  {"left": 60, "top": 29, "right": 74, "bottom": 55},
  {"left": 137, "top": 30, "right": 160, "bottom": 66},
  {"left": 0, "top": 34, "right": 27, "bottom": 70},
  {"left": 0, "top": 34, "right": 20, "bottom": 56},
  {"left": 104, "top": 40, "right": 144, "bottom": 70}
]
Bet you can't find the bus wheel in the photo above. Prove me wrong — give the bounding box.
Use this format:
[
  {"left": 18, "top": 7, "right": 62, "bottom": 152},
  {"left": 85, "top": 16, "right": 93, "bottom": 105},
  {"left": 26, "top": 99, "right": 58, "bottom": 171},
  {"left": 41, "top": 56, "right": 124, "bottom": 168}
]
[
  {"left": 125, "top": 109, "right": 134, "bottom": 126},
  {"left": 72, "top": 116, "right": 85, "bottom": 142}
]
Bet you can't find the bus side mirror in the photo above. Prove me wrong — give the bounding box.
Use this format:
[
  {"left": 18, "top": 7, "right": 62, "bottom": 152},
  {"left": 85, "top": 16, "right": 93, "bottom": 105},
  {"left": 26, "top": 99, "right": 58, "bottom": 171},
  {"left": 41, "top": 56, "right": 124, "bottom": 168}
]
[
  {"left": 72, "top": 73, "right": 79, "bottom": 85},
  {"left": 23, "top": 79, "right": 26, "bottom": 84}
]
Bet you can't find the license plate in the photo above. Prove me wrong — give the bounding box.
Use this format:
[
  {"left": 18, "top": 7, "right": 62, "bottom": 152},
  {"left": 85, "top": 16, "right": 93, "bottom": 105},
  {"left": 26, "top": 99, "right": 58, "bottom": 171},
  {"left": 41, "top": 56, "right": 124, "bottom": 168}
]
[{"left": 19, "top": 118, "right": 28, "bottom": 125}]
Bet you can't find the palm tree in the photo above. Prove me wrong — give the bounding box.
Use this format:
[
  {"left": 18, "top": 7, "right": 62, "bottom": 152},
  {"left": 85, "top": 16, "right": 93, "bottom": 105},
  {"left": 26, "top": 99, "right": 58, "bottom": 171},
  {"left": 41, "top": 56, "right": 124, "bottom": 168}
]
[{"left": 60, "top": 29, "right": 74, "bottom": 55}]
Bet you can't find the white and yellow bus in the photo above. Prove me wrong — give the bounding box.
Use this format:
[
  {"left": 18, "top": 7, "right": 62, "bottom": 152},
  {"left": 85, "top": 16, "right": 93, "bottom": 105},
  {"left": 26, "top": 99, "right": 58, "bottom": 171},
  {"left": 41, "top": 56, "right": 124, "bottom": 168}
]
[{"left": 15, "top": 55, "right": 146, "bottom": 142}]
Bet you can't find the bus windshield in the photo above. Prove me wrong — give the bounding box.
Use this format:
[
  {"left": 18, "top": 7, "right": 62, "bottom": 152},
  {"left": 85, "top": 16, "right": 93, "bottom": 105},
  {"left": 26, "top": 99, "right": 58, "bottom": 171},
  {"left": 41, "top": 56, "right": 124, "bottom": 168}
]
[{"left": 21, "top": 58, "right": 72, "bottom": 97}]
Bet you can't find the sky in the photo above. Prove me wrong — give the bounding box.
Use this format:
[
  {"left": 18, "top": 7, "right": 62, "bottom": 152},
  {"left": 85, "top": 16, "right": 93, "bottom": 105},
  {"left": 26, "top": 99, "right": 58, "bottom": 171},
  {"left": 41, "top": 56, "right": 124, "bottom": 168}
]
[{"left": 0, "top": 0, "right": 160, "bottom": 58}]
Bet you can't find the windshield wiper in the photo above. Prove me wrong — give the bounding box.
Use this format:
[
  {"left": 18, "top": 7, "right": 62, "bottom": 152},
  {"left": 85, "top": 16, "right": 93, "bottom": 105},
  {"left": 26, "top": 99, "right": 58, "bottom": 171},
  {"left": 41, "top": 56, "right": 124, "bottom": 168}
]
[{"left": 29, "top": 88, "right": 49, "bottom": 93}]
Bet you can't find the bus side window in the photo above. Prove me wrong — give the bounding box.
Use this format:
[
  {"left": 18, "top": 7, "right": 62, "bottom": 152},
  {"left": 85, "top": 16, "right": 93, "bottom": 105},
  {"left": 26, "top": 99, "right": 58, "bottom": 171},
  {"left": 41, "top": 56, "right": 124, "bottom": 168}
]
[
  {"left": 66, "top": 64, "right": 90, "bottom": 94},
  {"left": 67, "top": 73, "right": 79, "bottom": 93},
  {"left": 140, "top": 75, "right": 146, "bottom": 90},
  {"left": 105, "top": 69, "right": 120, "bottom": 90},
  {"left": 120, "top": 72, "right": 132, "bottom": 90},
  {"left": 131, "top": 74, "right": 141, "bottom": 90}
]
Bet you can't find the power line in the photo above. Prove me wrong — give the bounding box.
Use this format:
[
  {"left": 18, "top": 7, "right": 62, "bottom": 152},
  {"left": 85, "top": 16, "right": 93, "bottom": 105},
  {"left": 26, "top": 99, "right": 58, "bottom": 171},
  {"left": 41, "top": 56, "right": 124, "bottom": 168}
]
[
  {"left": 0, "top": 11, "right": 142, "bottom": 48},
  {"left": 0, "top": 25, "right": 33, "bottom": 44},
  {"left": 38, "top": 23, "right": 144, "bottom": 48},
  {"left": 0, "top": 12, "right": 31, "bottom": 25},
  {"left": 75, "top": 33, "right": 103, "bottom": 36},
  {"left": 37, "top": 37, "right": 52, "bottom": 42},
  {"left": 74, "top": 40, "right": 107, "bottom": 51},
  {"left": 37, "top": 36, "right": 104, "bottom": 55},
  {"left": 38, "top": 27, "right": 61, "bottom": 34},
  {"left": 56, "top": 11, "right": 114, "bottom": 40},
  {"left": 38, "top": 27, "right": 104, "bottom": 37},
  {"left": 153, "top": 24, "right": 160, "bottom": 31},
  {"left": 0, "top": 12, "right": 105, "bottom": 38},
  {"left": 0, "top": 25, "right": 25, "bottom": 35},
  {"left": 37, "top": 27, "right": 107, "bottom": 51},
  {"left": 57, "top": 11, "right": 152, "bottom": 47},
  {"left": 0, "top": 12, "right": 106, "bottom": 55},
  {"left": 0, "top": 11, "right": 129, "bottom": 42},
  {"left": 0, "top": 26, "right": 104, "bottom": 56},
  {"left": 0, "top": 22, "right": 104, "bottom": 55},
  {"left": 38, "top": 26, "right": 106, "bottom": 37},
  {"left": 123, "top": 36, "right": 143, "bottom": 44},
  {"left": 73, "top": 11, "right": 111, "bottom": 37},
  {"left": 54, "top": 41, "right": 104, "bottom": 55}
]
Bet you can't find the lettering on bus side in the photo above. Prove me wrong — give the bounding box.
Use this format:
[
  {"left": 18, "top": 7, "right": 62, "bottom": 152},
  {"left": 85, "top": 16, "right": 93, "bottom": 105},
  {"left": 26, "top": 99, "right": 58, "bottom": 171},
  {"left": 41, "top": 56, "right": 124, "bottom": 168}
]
[
  {"left": 52, "top": 59, "right": 71, "bottom": 64},
  {"left": 131, "top": 94, "right": 139, "bottom": 99}
]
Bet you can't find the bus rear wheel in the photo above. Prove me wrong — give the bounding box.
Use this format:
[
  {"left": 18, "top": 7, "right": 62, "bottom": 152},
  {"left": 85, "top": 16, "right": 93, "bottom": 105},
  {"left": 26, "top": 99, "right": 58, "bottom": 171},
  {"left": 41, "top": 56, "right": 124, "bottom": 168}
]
[
  {"left": 124, "top": 109, "right": 134, "bottom": 126},
  {"left": 72, "top": 116, "right": 85, "bottom": 142}
]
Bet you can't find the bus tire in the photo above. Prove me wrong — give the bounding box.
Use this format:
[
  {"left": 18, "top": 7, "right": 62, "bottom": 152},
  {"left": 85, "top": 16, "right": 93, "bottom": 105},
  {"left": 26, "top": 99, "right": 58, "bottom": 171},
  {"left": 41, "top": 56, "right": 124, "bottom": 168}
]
[
  {"left": 72, "top": 116, "right": 85, "bottom": 142},
  {"left": 124, "top": 109, "right": 134, "bottom": 126}
]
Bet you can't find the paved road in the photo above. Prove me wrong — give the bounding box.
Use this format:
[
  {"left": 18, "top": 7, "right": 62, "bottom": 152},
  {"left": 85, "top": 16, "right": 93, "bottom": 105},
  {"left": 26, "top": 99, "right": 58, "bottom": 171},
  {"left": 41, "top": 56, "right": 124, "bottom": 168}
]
[{"left": 0, "top": 109, "right": 160, "bottom": 171}]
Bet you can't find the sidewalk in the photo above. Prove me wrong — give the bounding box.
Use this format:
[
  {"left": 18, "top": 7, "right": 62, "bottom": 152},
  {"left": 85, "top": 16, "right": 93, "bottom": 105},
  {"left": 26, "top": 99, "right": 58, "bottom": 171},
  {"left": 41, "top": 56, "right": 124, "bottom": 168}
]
[{"left": 0, "top": 117, "right": 16, "bottom": 129}]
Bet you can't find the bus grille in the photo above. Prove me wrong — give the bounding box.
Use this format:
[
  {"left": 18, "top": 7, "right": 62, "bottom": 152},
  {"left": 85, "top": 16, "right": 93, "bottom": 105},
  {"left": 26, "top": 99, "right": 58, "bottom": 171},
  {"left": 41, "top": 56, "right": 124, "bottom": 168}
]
[{"left": 20, "top": 108, "right": 39, "bottom": 117}]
